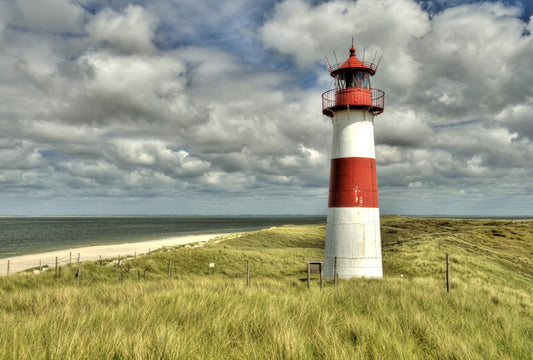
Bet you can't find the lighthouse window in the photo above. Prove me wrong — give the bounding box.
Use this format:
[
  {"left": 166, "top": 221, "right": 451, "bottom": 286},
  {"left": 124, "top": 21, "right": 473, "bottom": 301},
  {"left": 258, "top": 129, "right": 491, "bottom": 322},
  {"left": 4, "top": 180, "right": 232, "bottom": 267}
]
[
  {"left": 335, "top": 74, "right": 346, "bottom": 89},
  {"left": 355, "top": 72, "right": 371, "bottom": 89},
  {"left": 336, "top": 71, "right": 371, "bottom": 89},
  {"left": 345, "top": 73, "right": 355, "bottom": 87}
]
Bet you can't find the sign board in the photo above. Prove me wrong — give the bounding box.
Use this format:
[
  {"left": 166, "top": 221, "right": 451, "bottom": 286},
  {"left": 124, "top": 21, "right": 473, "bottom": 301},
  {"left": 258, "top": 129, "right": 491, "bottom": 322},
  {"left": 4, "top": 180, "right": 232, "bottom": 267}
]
[{"left": 309, "top": 262, "right": 322, "bottom": 274}]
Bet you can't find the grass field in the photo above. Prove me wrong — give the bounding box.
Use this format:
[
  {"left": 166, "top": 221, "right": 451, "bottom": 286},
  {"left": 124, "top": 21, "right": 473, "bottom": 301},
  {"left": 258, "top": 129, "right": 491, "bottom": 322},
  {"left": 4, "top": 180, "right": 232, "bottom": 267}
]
[{"left": 0, "top": 217, "right": 531, "bottom": 359}]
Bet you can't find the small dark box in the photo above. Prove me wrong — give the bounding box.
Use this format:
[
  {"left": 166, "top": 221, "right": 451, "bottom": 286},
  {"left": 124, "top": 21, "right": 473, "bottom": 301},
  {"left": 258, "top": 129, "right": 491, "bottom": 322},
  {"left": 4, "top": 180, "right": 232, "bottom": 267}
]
[{"left": 309, "top": 262, "right": 322, "bottom": 274}]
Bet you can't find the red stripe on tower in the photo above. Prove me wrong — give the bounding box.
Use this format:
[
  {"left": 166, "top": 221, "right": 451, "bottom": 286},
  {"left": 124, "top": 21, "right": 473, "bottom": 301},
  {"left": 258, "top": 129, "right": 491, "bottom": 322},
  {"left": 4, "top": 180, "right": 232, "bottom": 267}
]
[{"left": 328, "top": 157, "right": 379, "bottom": 208}]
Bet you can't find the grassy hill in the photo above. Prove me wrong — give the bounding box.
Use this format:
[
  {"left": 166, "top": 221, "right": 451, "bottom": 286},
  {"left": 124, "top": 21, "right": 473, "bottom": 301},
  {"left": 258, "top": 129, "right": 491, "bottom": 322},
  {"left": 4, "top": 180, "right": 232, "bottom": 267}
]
[{"left": 0, "top": 217, "right": 531, "bottom": 359}]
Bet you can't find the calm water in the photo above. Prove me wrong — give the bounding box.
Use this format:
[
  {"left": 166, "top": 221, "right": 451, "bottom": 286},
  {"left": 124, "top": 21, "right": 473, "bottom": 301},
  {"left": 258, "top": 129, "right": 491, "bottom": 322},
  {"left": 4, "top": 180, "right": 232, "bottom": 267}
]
[{"left": 0, "top": 216, "right": 325, "bottom": 258}]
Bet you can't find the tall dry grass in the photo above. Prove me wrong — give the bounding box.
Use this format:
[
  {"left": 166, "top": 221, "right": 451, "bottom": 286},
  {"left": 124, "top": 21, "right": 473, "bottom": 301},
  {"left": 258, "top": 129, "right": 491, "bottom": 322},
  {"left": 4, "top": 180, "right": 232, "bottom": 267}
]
[{"left": 0, "top": 218, "right": 531, "bottom": 359}]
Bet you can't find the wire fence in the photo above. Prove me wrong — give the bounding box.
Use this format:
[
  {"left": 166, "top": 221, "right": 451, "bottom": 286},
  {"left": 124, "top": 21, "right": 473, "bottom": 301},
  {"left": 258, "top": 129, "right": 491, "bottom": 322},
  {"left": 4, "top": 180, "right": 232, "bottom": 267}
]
[
  {"left": 1, "top": 250, "right": 454, "bottom": 293},
  {"left": 1, "top": 245, "right": 169, "bottom": 277}
]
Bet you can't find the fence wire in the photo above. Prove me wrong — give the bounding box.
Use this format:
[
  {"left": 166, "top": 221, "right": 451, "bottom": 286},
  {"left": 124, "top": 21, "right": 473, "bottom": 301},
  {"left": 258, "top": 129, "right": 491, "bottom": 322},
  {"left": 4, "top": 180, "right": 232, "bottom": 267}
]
[{"left": 2, "top": 250, "right": 454, "bottom": 295}]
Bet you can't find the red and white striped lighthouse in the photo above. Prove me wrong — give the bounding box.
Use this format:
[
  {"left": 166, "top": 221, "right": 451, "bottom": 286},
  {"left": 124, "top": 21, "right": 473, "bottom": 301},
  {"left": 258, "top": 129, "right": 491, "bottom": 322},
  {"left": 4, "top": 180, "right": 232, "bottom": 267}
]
[{"left": 322, "top": 44, "right": 385, "bottom": 279}]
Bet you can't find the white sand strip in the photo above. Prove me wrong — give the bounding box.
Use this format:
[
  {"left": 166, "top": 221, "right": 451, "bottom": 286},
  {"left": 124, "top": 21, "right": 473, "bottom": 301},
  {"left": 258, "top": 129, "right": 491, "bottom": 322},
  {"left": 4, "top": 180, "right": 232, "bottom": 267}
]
[{"left": 1, "top": 233, "right": 230, "bottom": 275}]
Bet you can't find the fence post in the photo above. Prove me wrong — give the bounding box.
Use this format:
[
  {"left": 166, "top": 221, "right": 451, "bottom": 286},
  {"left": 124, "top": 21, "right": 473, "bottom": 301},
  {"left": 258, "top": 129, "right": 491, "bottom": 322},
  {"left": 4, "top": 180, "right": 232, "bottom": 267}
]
[
  {"left": 168, "top": 260, "right": 172, "bottom": 279},
  {"left": 55, "top": 257, "right": 58, "bottom": 277},
  {"left": 334, "top": 256, "right": 338, "bottom": 288},
  {"left": 446, "top": 253, "right": 450, "bottom": 294},
  {"left": 77, "top": 261, "right": 81, "bottom": 285},
  {"left": 246, "top": 260, "right": 251, "bottom": 288},
  {"left": 307, "top": 263, "right": 311, "bottom": 289},
  {"left": 320, "top": 263, "right": 323, "bottom": 290},
  {"left": 39, "top": 260, "right": 42, "bottom": 272},
  {"left": 69, "top": 252, "right": 72, "bottom": 265},
  {"left": 6, "top": 260, "right": 9, "bottom": 276}
]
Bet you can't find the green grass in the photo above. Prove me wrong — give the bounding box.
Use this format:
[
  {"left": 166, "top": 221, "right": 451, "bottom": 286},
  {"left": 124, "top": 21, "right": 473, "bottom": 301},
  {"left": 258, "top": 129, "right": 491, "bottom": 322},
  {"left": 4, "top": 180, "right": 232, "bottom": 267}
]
[{"left": 0, "top": 218, "right": 531, "bottom": 359}]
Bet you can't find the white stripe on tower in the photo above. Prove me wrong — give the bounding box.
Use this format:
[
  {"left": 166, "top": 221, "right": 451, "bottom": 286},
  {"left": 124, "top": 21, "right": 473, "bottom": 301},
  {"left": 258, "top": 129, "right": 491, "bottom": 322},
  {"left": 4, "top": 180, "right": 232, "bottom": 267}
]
[{"left": 331, "top": 111, "right": 376, "bottom": 159}]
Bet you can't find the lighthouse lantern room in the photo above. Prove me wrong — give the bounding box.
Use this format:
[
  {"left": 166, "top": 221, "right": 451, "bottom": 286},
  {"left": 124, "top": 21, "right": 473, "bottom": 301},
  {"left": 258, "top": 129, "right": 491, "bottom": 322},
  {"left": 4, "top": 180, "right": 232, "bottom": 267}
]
[{"left": 322, "top": 44, "right": 385, "bottom": 279}]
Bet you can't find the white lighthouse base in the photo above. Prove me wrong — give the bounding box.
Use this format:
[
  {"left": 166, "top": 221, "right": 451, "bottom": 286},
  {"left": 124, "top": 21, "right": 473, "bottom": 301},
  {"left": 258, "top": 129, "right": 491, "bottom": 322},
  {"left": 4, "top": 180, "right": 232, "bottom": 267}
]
[{"left": 324, "top": 207, "right": 383, "bottom": 279}]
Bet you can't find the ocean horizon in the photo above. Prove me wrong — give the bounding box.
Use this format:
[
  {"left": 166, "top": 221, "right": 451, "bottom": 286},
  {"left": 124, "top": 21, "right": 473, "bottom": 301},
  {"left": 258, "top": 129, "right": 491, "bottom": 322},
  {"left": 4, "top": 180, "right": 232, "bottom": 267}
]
[{"left": 0, "top": 215, "right": 326, "bottom": 259}]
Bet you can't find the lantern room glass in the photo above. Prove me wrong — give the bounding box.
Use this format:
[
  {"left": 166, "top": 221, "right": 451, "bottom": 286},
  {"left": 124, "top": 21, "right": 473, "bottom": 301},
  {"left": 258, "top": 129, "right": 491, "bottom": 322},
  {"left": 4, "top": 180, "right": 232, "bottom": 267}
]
[{"left": 335, "top": 71, "right": 371, "bottom": 90}]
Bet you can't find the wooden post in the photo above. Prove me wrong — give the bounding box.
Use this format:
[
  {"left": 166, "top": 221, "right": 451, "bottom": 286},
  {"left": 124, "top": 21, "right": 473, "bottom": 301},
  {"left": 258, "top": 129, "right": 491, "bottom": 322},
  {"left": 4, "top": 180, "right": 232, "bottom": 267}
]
[
  {"left": 320, "top": 263, "right": 323, "bottom": 290},
  {"left": 77, "top": 262, "right": 81, "bottom": 285},
  {"left": 55, "top": 257, "right": 58, "bottom": 277},
  {"left": 334, "top": 256, "right": 338, "bottom": 288},
  {"left": 6, "top": 260, "right": 9, "bottom": 276},
  {"left": 39, "top": 260, "right": 42, "bottom": 272},
  {"left": 69, "top": 252, "right": 72, "bottom": 265},
  {"left": 168, "top": 260, "right": 172, "bottom": 279},
  {"left": 446, "top": 253, "right": 450, "bottom": 294},
  {"left": 307, "top": 263, "right": 311, "bottom": 289},
  {"left": 246, "top": 260, "right": 251, "bottom": 288},
  {"left": 118, "top": 255, "right": 121, "bottom": 266}
]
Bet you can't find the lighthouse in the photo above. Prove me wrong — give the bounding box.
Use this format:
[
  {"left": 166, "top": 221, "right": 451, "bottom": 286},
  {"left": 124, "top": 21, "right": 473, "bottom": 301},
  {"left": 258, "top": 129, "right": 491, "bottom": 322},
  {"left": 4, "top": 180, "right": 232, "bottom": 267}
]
[{"left": 322, "top": 44, "right": 385, "bottom": 279}]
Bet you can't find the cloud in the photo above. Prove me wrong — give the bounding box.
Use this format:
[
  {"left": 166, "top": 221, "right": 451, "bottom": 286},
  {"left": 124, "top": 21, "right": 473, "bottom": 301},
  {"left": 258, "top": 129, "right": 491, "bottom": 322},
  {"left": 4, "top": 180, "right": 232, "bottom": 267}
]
[
  {"left": 411, "top": 2, "right": 532, "bottom": 118},
  {"left": 261, "top": 0, "right": 429, "bottom": 70},
  {"left": 58, "top": 50, "right": 189, "bottom": 125},
  {"left": 0, "top": 0, "right": 532, "bottom": 215},
  {"left": 104, "top": 138, "right": 211, "bottom": 178},
  {"left": 87, "top": 5, "right": 157, "bottom": 54},
  {"left": 494, "top": 104, "right": 533, "bottom": 140},
  {"left": 6, "top": 0, "right": 83, "bottom": 34},
  {"left": 375, "top": 107, "right": 433, "bottom": 147},
  {"left": 0, "top": 139, "right": 44, "bottom": 170}
]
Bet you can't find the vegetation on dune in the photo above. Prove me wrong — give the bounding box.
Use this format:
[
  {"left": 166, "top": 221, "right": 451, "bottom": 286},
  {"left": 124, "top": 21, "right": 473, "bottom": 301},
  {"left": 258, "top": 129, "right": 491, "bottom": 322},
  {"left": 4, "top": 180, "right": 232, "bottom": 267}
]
[{"left": 0, "top": 217, "right": 531, "bottom": 359}]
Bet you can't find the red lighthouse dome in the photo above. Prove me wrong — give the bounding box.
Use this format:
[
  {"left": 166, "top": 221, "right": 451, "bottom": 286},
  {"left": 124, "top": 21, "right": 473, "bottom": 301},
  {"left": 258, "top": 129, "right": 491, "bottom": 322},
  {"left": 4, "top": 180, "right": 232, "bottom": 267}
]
[{"left": 322, "top": 46, "right": 385, "bottom": 116}]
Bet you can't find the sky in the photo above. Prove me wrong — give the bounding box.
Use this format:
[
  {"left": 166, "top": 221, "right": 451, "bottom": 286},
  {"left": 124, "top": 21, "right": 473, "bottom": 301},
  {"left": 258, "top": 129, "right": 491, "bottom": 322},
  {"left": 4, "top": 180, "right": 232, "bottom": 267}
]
[{"left": 0, "top": 0, "right": 532, "bottom": 216}]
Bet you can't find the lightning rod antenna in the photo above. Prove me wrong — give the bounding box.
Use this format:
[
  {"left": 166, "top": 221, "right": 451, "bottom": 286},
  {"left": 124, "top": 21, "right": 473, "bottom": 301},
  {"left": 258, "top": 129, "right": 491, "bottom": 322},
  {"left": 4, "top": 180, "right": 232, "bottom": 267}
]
[
  {"left": 376, "top": 54, "right": 383, "bottom": 70},
  {"left": 324, "top": 55, "right": 332, "bottom": 70}
]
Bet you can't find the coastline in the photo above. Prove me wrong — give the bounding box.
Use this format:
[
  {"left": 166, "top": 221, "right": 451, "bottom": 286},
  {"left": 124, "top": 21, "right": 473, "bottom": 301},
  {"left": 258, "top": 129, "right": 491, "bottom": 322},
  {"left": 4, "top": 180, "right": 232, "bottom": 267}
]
[
  {"left": 0, "top": 216, "right": 326, "bottom": 260},
  {"left": 1, "top": 232, "right": 232, "bottom": 275}
]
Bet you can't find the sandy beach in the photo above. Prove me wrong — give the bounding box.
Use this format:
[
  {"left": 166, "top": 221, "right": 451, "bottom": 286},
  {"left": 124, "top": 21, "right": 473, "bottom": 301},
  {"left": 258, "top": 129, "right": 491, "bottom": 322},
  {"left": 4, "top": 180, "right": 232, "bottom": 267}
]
[{"left": 1, "top": 233, "right": 230, "bottom": 275}]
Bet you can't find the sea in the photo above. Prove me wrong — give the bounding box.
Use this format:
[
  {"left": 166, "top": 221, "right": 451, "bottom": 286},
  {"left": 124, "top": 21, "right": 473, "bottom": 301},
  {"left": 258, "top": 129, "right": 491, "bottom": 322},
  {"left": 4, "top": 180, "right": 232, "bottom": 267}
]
[{"left": 0, "top": 216, "right": 326, "bottom": 259}]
